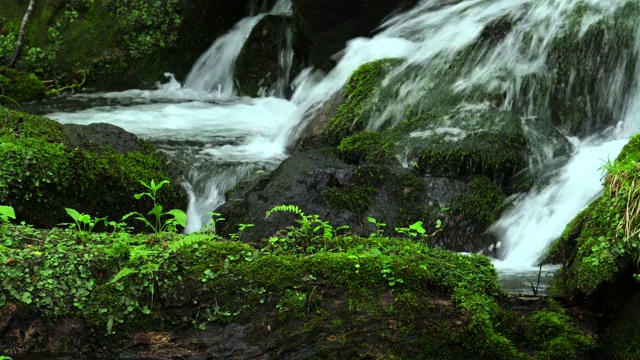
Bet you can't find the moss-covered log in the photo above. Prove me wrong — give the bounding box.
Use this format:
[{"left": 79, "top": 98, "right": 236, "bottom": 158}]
[{"left": 0, "top": 220, "right": 595, "bottom": 359}]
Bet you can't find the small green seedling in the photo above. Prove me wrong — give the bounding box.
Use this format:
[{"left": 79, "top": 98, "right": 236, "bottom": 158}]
[{"left": 123, "top": 179, "right": 187, "bottom": 235}]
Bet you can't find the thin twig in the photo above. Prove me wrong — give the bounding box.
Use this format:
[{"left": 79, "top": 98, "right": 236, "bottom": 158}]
[{"left": 9, "top": 0, "right": 36, "bottom": 67}]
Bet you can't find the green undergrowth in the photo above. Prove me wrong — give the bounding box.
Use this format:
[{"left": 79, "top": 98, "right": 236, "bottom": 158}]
[
  {"left": 2, "top": 0, "right": 184, "bottom": 89},
  {"left": 0, "top": 203, "right": 595, "bottom": 358},
  {"left": 549, "top": 132, "right": 640, "bottom": 297}
]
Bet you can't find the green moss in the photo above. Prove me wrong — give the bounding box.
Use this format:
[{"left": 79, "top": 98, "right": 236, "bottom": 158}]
[
  {"left": 0, "top": 109, "right": 182, "bottom": 229},
  {"left": 544, "top": 1, "right": 640, "bottom": 135},
  {"left": 324, "top": 164, "right": 387, "bottom": 214},
  {"left": 415, "top": 129, "right": 525, "bottom": 183},
  {"left": 550, "top": 132, "right": 640, "bottom": 297},
  {"left": 527, "top": 307, "right": 595, "bottom": 360},
  {"left": 452, "top": 176, "right": 506, "bottom": 227},
  {"left": 0, "top": 67, "right": 46, "bottom": 104},
  {"left": 337, "top": 131, "right": 397, "bottom": 165},
  {"left": 326, "top": 58, "right": 404, "bottom": 145},
  {"left": 0, "top": 107, "right": 66, "bottom": 140}
]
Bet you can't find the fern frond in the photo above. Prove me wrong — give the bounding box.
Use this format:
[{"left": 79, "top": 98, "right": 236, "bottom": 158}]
[
  {"left": 265, "top": 204, "right": 305, "bottom": 219},
  {"left": 110, "top": 267, "right": 138, "bottom": 283},
  {"left": 168, "top": 235, "right": 210, "bottom": 252}
]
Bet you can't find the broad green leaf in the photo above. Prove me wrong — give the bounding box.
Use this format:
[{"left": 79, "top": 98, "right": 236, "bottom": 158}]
[
  {"left": 166, "top": 209, "right": 187, "bottom": 227},
  {"left": 21, "top": 291, "right": 32, "bottom": 304},
  {"left": 0, "top": 205, "right": 15, "bottom": 220},
  {"left": 149, "top": 204, "right": 163, "bottom": 216},
  {"left": 65, "top": 208, "right": 81, "bottom": 221}
]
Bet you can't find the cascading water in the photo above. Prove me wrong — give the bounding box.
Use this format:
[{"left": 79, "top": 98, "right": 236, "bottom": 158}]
[
  {"left": 43, "top": 0, "right": 640, "bottom": 294},
  {"left": 355, "top": 0, "right": 639, "bottom": 292},
  {"left": 183, "top": 0, "right": 293, "bottom": 96}
]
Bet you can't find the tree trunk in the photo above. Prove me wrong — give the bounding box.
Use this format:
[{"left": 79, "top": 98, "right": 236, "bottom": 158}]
[{"left": 8, "top": 0, "right": 36, "bottom": 67}]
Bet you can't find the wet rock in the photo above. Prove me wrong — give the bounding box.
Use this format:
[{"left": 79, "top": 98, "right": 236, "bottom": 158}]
[
  {"left": 537, "top": 1, "right": 640, "bottom": 136},
  {"left": 291, "top": 0, "right": 417, "bottom": 71},
  {"left": 235, "top": 15, "right": 304, "bottom": 98},
  {"left": 216, "top": 148, "right": 500, "bottom": 253}
]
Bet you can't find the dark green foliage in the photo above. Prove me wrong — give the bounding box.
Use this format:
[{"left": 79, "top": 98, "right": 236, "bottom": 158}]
[
  {"left": 1, "top": 0, "right": 246, "bottom": 89},
  {"left": 0, "top": 66, "right": 46, "bottom": 104},
  {"left": 598, "top": 291, "right": 640, "bottom": 360}
]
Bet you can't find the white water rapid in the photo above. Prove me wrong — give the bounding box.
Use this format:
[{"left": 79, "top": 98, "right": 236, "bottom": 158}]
[
  {"left": 183, "top": 0, "right": 293, "bottom": 96},
  {"left": 43, "top": 0, "right": 640, "bottom": 293}
]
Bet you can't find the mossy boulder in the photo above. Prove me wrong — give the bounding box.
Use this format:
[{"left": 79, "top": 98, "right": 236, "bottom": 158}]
[
  {"left": 287, "top": 57, "right": 404, "bottom": 152},
  {"left": 0, "top": 66, "right": 46, "bottom": 104},
  {"left": 300, "top": 59, "right": 533, "bottom": 189},
  {"left": 0, "top": 222, "right": 596, "bottom": 358},
  {"left": 1, "top": 0, "right": 248, "bottom": 90},
  {"left": 216, "top": 149, "right": 503, "bottom": 253},
  {"left": 0, "top": 108, "right": 186, "bottom": 230},
  {"left": 235, "top": 14, "right": 303, "bottom": 98},
  {"left": 291, "top": 0, "right": 416, "bottom": 71},
  {"left": 405, "top": 103, "right": 527, "bottom": 188},
  {"left": 548, "top": 133, "right": 640, "bottom": 300},
  {"left": 533, "top": 1, "right": 640, "bottom": 136}
]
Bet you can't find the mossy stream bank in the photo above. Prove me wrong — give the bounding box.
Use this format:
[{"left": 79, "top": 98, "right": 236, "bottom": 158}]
[{"left": 0, "top": 216, "right": 596, "bottom": 359}]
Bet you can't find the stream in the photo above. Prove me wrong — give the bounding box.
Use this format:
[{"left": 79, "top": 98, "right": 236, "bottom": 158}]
[{"left": 29, "top": 0, "right": 640, "bottom": 296}]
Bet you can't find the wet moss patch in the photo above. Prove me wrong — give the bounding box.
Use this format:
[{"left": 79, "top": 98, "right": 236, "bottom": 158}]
[
  {"left": 325, "top": 58, "right": 404, "bottom": 145},
  {"left": 0, "top": 109, "right": 184, "bottom": 230},
  {"left": 549, "top": 132, "right": 640, "bottom": 297},
  {"left": 451, "top": 176, "right": 507, "bottom": 227},
  {"left": 0, "top": 67, "right": 46, "bottom": 104}
]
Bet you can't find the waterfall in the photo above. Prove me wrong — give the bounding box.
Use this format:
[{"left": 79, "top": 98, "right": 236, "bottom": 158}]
[
  {"left": 492, "top": 16, "right": 640, "bottom": 269},
  {"left": 317, "top": 0, "right": 637, "bottom": 271},
  {"left": 183, "top": 0, "right": 293, "bottom": 96},
  {"left": 46, "top": 0, "right": 640, "bottom": 275},
  {"left": 274, "top": 27, "right": 293, "bottom": 98},
  {"left": 185, "top": 0, "right": 640, "bottom": 247}
]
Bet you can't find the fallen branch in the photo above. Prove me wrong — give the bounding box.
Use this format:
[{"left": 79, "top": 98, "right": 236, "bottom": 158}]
[{"left": 8, "top": 0, "right": 36, "bottom": 67}]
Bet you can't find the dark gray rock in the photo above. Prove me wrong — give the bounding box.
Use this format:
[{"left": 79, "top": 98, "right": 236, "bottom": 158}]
[
  {"left": 235, "top": 15, "right": 304, "bottom": 98},
  {"left": 291, "top": 0, "right": 417, "bottom": 71},
  {"left": 216, "top": 148, "right": 500, "bottom": 253}
]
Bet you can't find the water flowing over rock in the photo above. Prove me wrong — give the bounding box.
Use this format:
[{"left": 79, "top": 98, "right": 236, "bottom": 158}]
[
  {"left": 234, "top": 14, "right": 301, "bottom": 98},
  {"left": 184, "top": 0, "right": 293, "bottom": 96},
  {"left": 291, "top": 0, "right": 417, "bottom": 71}
]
